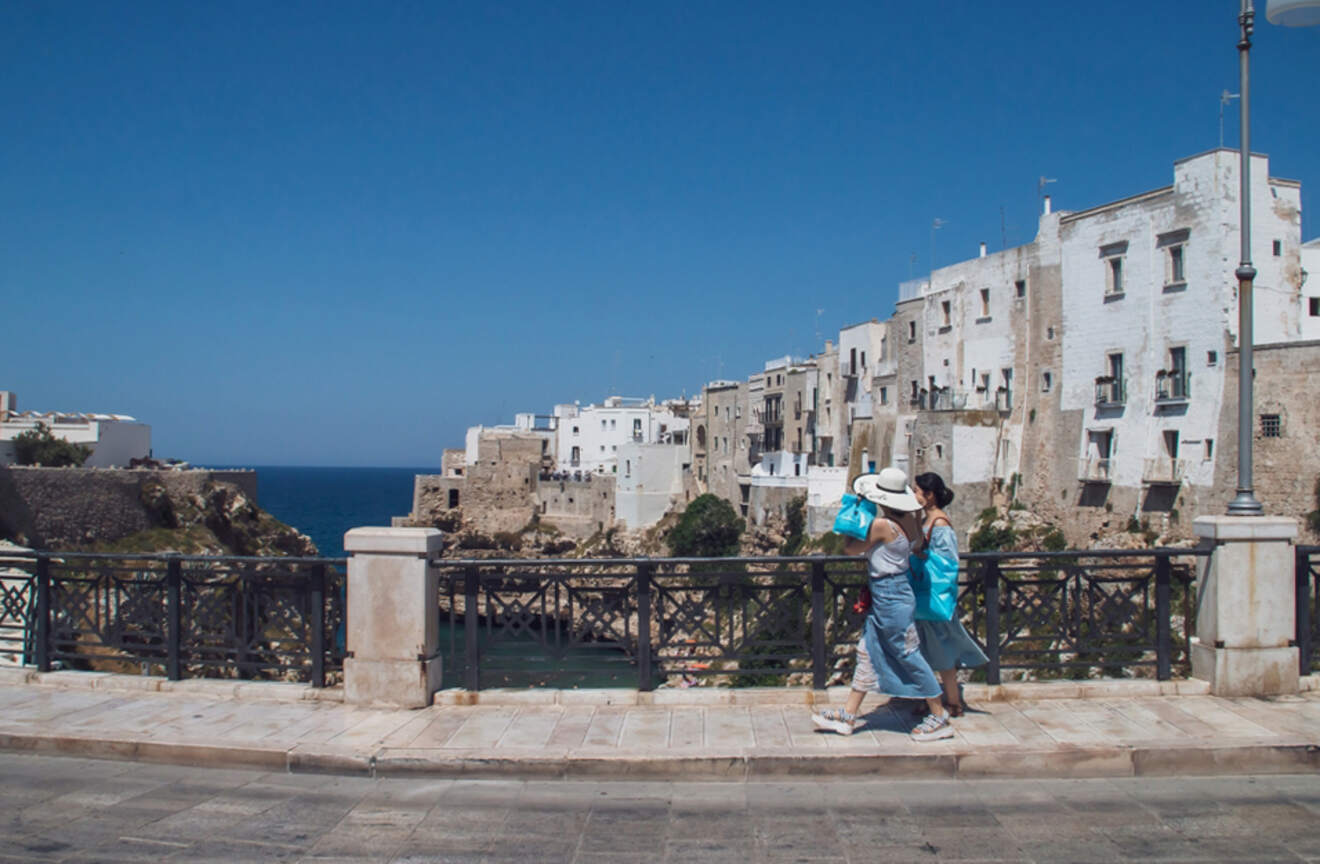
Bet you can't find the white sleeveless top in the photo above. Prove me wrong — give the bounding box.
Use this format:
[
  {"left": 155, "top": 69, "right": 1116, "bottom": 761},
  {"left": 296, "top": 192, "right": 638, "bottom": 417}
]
[{"left": 866, "top": 518, "right": 911, "bottom": 577}]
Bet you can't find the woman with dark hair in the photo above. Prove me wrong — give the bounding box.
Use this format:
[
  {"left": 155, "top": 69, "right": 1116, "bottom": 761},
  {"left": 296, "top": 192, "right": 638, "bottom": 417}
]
[
  {"left": 811, "top": 467, "right": 954, "bottom": 742},
  {"left": 912, "top": 472, "right": 987, "bottom": 716}
]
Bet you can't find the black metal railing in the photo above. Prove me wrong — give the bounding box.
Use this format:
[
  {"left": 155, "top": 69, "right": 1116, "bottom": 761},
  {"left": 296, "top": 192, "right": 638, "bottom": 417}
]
[
  {"left": 3, "top": 552, "right": 345, "bottom": 686},
  {"left": 1297, "top": 545, "right": 1319, "bottom": 674},
  {"left": 431, "top": 549, "right": 1204, "bottom": 691}
]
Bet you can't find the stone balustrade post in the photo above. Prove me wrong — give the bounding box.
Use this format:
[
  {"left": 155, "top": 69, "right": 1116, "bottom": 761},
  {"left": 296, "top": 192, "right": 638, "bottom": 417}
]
[
  {"left": 343, "top": 527, "right": 443, "bottom": 708},
  {"left": 1191, "top": 515, "right": 1299, "bottom": 696}
]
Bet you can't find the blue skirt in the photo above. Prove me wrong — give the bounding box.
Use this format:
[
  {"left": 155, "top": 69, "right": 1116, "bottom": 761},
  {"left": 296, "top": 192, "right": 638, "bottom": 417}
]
[
  {"left": 861, "top": 574, "right": 942, "bottom": 699},
  {"left": 916, "top": 618, "right": 989, "bottom": 671}
]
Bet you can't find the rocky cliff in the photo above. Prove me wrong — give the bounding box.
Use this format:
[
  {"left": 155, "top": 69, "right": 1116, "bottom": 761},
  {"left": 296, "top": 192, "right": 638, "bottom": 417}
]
[{"left": 0, "top": 466, "right": 317, "bottom": 556}]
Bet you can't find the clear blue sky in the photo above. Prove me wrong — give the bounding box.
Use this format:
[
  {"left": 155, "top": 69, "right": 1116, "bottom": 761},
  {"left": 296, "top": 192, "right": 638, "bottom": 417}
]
[{"left": 3, "top": 2, "right": 1316, "bottom": 467}]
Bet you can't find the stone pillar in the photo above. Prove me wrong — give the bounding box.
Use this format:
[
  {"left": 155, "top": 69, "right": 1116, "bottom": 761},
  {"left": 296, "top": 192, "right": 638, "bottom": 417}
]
[
  {"left": 343, "top": 527, "right": 443, "bottom": 708},
  {"left": 1191, "top": 515, "right": 1299, "bottom": 696}
]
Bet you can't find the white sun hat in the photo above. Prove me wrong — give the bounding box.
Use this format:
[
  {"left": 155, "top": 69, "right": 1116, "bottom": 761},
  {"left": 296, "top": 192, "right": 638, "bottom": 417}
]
[{"left": 852, "top": 467, "right": 921, "bottom": 512}]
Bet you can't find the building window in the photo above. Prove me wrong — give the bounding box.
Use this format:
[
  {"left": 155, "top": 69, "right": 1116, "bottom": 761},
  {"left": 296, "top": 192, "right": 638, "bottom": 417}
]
[
  {"left": 1167, "top": 245, "right": 1185, "bottom": 284},
  {"left": 1204, "top": 439, "right": 1214, "bottom": 459},
  {"left": 1015, "top": 279, "right": 1026, "bottom": 298},
  {"left": 860, "top": 350, "right": 866, "bottom": 369},
  {"left": 448, "top": 489, "right": 460, "bottom": 508},
  {"left": 1310, "top": 297, "right": 1320, "bottom": 317},
  {"left": 941, "top": 300, "right": 951, "bottom": 327},
  {"left": 1273, "top": 240, "right": 1282, "bottom": 257},
  {"left": 979, "top": 288, "right": 990, "bottom": 317},
  {"left": 1047, "top": 326, "right": 1055, "bottom": 340},
  {"left": 1106, "top": 256, "right": 1123, "bottom": 296},
  {"left": 879, "top": 386, "right": 888, "bottom": 405},
  {"left": 572, "top": 425, "right": 579, "bottom": 434},
  {"left": 600, "top": 445, "right": 605, "bottom": 452},
  {"left": 1207, "top": 350, "right": 1218, "bottom": 366},
  {"left": 625, "top": 460, "right": 631, "bottom": 477},
  {"left": 935, "top": 443, "right": 943, "bottom": 459},
  {"left": 908, "top": 321, "right": 916, "bottom": 341},
  {"left": 1042, "top": 371, "right": 1052, "bottom": 393},
  {"left": 1260, "top": 414, "right": 1282, "bottom": 437},
  {"left": 910, "top": 380, "right": 919, "bottom": 401},
  {"left": 610, "top": 419, "right": 616, "bottom": 430}
]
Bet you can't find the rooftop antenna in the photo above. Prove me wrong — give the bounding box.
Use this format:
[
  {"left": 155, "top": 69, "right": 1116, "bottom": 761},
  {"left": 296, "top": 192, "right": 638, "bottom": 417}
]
[
  {"left": 1037, "top": 175, "right": 1057, "bottom": 202},
  {"left": 1219, "top": 89, "right": 1240, "bottom": 148},
  {"left": 930, "top": 218, "right": 947, "bottom": 271}
]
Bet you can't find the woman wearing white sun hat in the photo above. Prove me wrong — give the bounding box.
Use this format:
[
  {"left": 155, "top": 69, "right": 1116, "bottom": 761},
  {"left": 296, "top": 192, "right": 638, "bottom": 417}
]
[{"left": 811, "top": 467, "right": 954, "bottom": 742}]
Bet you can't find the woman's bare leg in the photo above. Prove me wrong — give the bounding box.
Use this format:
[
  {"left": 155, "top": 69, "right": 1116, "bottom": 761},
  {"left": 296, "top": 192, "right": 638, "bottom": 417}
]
[
  {"left": 845, "top": 689, "right": 866, "bottom": 716},
  {"left": 939, "top": 669, "right": 961, "bottom": 709}
]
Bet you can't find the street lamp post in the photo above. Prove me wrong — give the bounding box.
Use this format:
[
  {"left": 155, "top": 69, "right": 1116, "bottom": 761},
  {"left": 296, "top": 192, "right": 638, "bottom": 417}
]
[
  {"left": 1228, "top": 0, "right": 1262, "bottom": 516},
  {"left": 1227, "top": 0, "right": 1320, "bottom": 515}
]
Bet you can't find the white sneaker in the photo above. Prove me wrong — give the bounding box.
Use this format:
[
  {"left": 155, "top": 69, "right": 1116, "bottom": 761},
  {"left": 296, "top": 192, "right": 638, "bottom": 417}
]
[
  {"left": 811, "top": 708, "right": 857, "bottom": 736},
  {"left": 910, "top": 710, "right": 954, "bottom": 742}
]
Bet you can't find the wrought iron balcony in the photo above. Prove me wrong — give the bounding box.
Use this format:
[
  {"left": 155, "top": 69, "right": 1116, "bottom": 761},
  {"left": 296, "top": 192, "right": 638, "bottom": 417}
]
[
  {"left": 1094, "top": 378, "right": 1127, "bottom": 408},
  {"left": 1078, "top": 456, "right": 1113, "bottom": 483},
  {"left": 1154, "top": 370, "right": 1190, "bottom": 404},
  {"left": 926, "top": 388, "right": 969, "bottom": 412},
  {"left": 1142, "top": 457, "right": 1187, "bottom": 485}
]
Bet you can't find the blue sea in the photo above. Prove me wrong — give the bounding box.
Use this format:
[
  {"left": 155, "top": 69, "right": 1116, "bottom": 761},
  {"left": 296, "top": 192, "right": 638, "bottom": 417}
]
[{"left": 222, "top": 466, "right": 436, "bottom": 559}]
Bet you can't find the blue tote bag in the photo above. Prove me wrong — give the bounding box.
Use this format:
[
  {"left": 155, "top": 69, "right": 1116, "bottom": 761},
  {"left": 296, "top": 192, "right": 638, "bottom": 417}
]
[
  {"left": 908, "top": 551, "right": 959, "bottom": 621},
  {"left": 832, "top": 494, "right": 877, "bottom": 540}
]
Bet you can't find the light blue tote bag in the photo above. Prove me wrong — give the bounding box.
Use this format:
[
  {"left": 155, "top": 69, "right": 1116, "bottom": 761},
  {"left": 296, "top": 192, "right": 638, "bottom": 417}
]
[
  {"left": 908, "top": 551, "right": 959, "bottom": 621},
  {"left": 832, "top": 494, "right": 877, "bottom": 540}
]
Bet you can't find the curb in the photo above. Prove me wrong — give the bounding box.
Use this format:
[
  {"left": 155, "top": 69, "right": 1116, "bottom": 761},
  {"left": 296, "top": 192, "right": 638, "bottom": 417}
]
[{"left": 1, "top": 730, "right": 1316, "bottom": 781}]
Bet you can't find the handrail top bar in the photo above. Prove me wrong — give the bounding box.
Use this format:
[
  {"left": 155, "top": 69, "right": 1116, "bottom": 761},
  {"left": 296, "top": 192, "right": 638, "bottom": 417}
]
[
  {"left": 26, "top": 550, "right": 347, "bottom": 566},
  {"left": 429, "top": 547, "right": 1211, "bottom": 567},
  {"left": 17, "top": 547, "right": 1212, "bottom": 567}
]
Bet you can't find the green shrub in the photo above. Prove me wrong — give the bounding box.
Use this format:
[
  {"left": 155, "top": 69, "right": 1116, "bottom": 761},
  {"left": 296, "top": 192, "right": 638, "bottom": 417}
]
[
  {"left": 457, "top": 533, "right": 496, "bottom": 550},
  {"left": 969, "top": 523, "right": 1016, "bottom": 552},
  {"left": 667, "top": 494, "right": 744, "bottom": 558},
  {"left": 976, "top": 506, "right": 999, "bottom": 523},
  {"left": 1125, "top": 515, "right": 1142, "bottom": 534},
  {"left": 12, "top": 423, "right": 91, "bottom": 467},
  {"left": 1041, "top": 527, "right": 1067, "bottom": 552}
]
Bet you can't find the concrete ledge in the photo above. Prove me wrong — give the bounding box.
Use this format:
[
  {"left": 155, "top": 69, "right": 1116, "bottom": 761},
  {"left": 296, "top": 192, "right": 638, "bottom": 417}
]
[
  {"left": 287, "top": 744, "right": 374, "bottom": 776},
  {"left": 429, "top": 679, "right": 1210, "bottom": 706},
  {"left": 0, "top": 731, "right": 288, "bottom": 772},
  {"left": 956, "top": 747, "right": 1133, "bottom": 779},
  {"left": 14, "top": 669, "right": 344, "bottom": 703},
  {"left": 1132, "top": 743, "right": 1320, "bottom": 776}
]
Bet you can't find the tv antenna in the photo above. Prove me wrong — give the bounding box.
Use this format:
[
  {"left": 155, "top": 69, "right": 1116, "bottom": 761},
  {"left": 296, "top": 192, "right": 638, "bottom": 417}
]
[
  {"left": 930, "top": 218, "right": 947, "bottom": 271},
  {"left": 1219, "top": 89, "right": 1240, "bottom": 148}
]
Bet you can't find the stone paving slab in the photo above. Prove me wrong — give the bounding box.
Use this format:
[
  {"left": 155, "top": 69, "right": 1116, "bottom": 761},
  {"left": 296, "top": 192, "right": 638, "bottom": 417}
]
[{"left": 0, "top": 674, "right": 1319, "bottom": 780}]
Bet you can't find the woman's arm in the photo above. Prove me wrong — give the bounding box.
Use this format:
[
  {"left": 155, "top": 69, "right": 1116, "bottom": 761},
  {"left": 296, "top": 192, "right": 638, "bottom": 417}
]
[{"left": 843, "top": 515, "right": 895, "bottom": 556}]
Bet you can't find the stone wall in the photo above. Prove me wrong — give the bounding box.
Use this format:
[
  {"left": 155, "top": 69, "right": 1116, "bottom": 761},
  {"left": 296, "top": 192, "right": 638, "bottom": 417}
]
[
  {"left": 1212, "top": 340, "right": 1320, "bottom": 537},
  {"left": 539, "top": 476, "right": 614, "bottom": 537},
  {"left": 0, "top": 466, "right": 289, "bottom": 551}
]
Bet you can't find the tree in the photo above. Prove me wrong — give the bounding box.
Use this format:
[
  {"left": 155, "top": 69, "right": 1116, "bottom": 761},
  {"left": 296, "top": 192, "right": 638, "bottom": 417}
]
[
  {"left": 780, "top": 495, "right": 806, "bottom": 555},
  {"left": 667, "top": 494, "right": 744, "bottom": 558},
  {"left": 11, "top": 423, "right": 92, "bottom": 467}
]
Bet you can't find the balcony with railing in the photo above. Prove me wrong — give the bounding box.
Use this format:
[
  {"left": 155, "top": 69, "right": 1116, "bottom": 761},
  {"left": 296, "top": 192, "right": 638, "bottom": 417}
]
[
  {"left": 1094, "top": 377, "right": 1127, "bottom": 408},
  {"left": 1142, "top": 457, "right": 1187, "bottom": 485},
  {"left": 1078, "top": 456, "right": 1113, "bottom": 484},
  {"left": 925, "top": 388, "right": 969, "bottom": 412},
  {"left": 1154, "top": 370, "right": 1190, "bottom": 405}
]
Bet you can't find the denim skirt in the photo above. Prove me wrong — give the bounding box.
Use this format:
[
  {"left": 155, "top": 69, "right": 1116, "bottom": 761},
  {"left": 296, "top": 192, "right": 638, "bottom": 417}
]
[
  {"left": 859, "top": 574, "right": 942, "bottom": 699},
  {"left": 916, "top": 618, "right": 989, "bottom": 672}
]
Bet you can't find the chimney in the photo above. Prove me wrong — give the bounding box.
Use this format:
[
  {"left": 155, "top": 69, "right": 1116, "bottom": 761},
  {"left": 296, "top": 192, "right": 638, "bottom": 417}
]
[
  {"left": 979, "top": 242, "right": 987, "bottom": 258},
  {"left": 1043, "top": 195, "right": 1052, "bottom": 215}
]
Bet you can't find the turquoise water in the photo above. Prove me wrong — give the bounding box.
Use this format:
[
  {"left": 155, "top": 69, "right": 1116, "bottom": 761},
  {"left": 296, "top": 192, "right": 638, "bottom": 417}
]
[
  {"left": 219, "top": 465, "right": 639, "bottom": 687},
  {"left": 212, "top": 465, "right": 432, "bottom": 559}
]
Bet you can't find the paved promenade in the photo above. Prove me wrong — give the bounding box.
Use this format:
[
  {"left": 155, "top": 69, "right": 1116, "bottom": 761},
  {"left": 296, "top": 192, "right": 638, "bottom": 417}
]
[{"left": 0, "top": 670, "right": 1318, "bottom": 780}]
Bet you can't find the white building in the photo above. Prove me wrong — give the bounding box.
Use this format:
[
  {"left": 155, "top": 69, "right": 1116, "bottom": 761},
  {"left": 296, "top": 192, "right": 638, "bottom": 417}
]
[
  {"left": 1303, "top": 238, "right": 1320, "bottom": 342},
  {"left": 1060, "top": 150, "right": 1301, "bottom": 496},
  {"left": 0, "top": 391, "right": 151, "bottom": 468},
  {"left": 553, "top": 396, "right": 688, "bottom": 476},
  {"left": 615, "top": 442, "right": 687, "bottom": 529}
]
